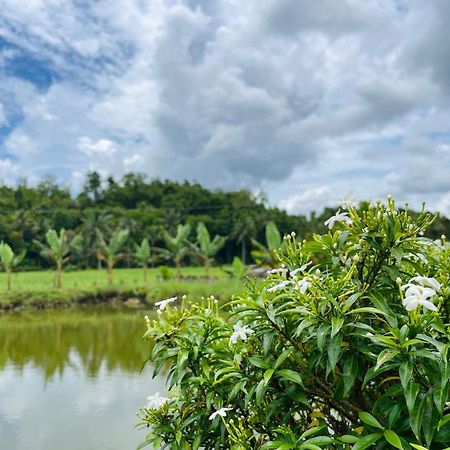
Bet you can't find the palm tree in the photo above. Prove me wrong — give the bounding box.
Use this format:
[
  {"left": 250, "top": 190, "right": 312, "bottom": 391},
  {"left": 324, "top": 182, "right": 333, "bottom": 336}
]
[
  {"left": 36, "top": 229, "right": 81, "bottom": 288},
  {"left": 190, "top": 222, "right": 227, "bottom": 278},
  {"left": 96, "top": 228, "right": 129, "bottom": 284},
  {"left": 0, "top": 243, "right": 26, "bottom": 290},
  {"left": 81, "top": 211, "right": 113, "bottom": 269},
  {"left": 231, "top": 215, "right": 257, "bottom": 264},
  {"left": 134, "top": 238, "right": 152, "bottom": 284},
  {"left": 160, "top": 224, "right": 191, "bottom": 280}
]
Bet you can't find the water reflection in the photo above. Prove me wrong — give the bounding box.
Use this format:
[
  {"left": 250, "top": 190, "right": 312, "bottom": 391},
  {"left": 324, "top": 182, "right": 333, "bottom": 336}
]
[{"left": 0, "top": 307, "right": 164, "bottom": 450}]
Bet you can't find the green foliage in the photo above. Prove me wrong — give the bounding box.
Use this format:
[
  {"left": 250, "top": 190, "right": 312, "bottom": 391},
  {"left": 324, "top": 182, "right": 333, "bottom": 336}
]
[
  {"left": 138, "top": 198, "right": 450, "bottom": 449},
  {"left": 190, "top": 222, "right": 227, "bottom": 276},
  {"left": 160, "top": 224, "right": 192, "bottom": 279},
  {"left": 0, "top": 242, "right": 26, "bottom": 290},
  {"left": 96, "top": 228, "right": 129, "bottom": 284},
  {"left": 223, "top": 256, "right": 248, "bottom": 279},
  {"left": 35, "top": 229, "right": 81, "bottom": 288},
  {"left": 251, "top": 221, "right": 283, "bottom": 267}
]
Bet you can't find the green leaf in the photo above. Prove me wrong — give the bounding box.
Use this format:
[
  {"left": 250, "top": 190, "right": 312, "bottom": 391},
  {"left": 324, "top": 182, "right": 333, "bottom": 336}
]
[
  {"left": 399, "top": 360, "right": 413, "bottom": 390},
  {"left": 410, "top": 445, "right": 428, "bottom": 450},
  {"left": 274, "top": 347, "right": 293, "bottom": 369},
  {"left": 384, "top": 430, "right": 403, "bottom": 449},
  {"left": 317, "top": 323, "right": 331, "bottom": 353},
  {"left": 249, "top": 356, "right": 269, "bottom": 369},
  {"left": 438, "top": 414, "right": 450, "bottom": 430},
  {"left": 343, "top": 353, "right": 359, "bottom": 397},
  {"left": 299, "top": 426, "right": 324, "bottom": 440},
  {"left": 410, "top": 393, "right": 426, "bottom": 441},
  {"left": 338, "top": 435, "right": 360, "bottom": 443},
  {"left": 327, "top": 333, "right": 342, "bottom": 372},
  {"left": 351, "top": 433, "right": 383, "bottom": 449},
  {"left": 405, "top": 382, "right": 420, "bottom": 413},
  {"left": 375, "top": 349, "right": 399, "bottom": 370},
  {"left": 303, "top": 436, "right": 334, "bottom": 445},
  {"left": 255, "top": 379, "right": 267, "bottom": 405},
  {"left": 358, "top": 411, "right": 384, "bottom": 430},
  {"left": 392, "top": 247, "right": 403, "bottom": 265},
  {"left": 277, "top": 369, "right": 304, "bottom": 386},
  {"left": 331, "top": 317, "right": 344, "bottom": 337},
  {"left": 422, "top": 393, "right": 438, "bottom": 447},
  {"left": 264, "top": 369, "right": 275, "bottom": 386}
]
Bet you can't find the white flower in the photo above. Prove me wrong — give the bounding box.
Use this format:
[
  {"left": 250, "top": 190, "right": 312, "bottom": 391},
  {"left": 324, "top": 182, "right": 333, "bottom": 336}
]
[
  {"left": 147, "top": 393, "right": 168, "bottom": 409},
  {"left": 267, "top": 280, "right": 291, "bottom": 293},
  {"left": 155, "top": 296, "right": 177, "bottom": 310},
  {"left": 409, "top": 276, "right": 441, "bottom": 291},
  {"left": 324, "top": 209, "right": 352, "bottom": 229},
  {"left": 267, "top": 268, "right": 288, "bottom": 276},
  {"left": 290, "top": 262, "right": 312, "bottom": 277},
  {"left": 293, "top": 278, "right": 311, "bottom": 294},
  {"left": 229, "top": 323, "right": 254, "bottom": 345},
  {"left": 402, "top": 285, "right": 437, "bottom": 312},
  {"left": 209, "top": 407, "right": 233, "bottom": 420}
]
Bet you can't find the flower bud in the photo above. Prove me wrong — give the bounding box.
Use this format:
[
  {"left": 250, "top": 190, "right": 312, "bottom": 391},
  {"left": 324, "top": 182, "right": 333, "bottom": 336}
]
[
  {"left": 353, "top": 254, "right": 360, "bottom": 263},
  {"left": 396, "top": 277, "right": 402, "bottom": 285}
]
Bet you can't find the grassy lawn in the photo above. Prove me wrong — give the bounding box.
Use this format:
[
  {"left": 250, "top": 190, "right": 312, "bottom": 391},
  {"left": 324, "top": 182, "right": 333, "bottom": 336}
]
[{"left": 0, "top": 266, "right": 250, "bottom": 310}]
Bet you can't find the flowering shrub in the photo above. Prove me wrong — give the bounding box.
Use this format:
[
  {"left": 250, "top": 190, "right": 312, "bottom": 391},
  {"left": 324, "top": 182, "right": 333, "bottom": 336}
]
[{"left": 137, "top": 198, "right": 449, "bottom": 450}]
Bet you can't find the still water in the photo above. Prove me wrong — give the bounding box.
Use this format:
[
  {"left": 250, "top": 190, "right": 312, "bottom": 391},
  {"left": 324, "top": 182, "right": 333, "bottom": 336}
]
[{"left": 0, "top": 307, "right": 165, "bottom": 450}]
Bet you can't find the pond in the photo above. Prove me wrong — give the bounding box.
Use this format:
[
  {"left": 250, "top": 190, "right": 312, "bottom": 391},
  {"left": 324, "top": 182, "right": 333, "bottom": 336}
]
[{"left": 0, "top": 307, "right": 164, "bottom": 450}]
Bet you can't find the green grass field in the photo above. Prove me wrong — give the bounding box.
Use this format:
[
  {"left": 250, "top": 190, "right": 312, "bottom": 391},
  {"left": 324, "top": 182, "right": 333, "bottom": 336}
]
[{"left": 0, "top": 266, "right": 250, "bottom": 310}]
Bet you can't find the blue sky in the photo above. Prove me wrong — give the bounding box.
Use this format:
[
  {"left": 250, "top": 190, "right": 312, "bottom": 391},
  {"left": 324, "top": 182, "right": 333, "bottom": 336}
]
[{"left": 0, "top": 0, "right": 450, "bottom": 215}]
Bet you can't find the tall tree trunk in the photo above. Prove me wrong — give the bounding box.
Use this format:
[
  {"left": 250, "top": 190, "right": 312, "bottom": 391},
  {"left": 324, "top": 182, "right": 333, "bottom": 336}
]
[
  {"left": 176, "top": 259, "right": 181, "bottom": 280},
  {"left": 108, "top": 261, "right": 113, "bottom": 285},
  {"left": 205, "top": 259, "right": 210, "bottom": 280},
  {"left": 7, "top": 271, "right": 11, "bottom": 291},
  {"left": 56, "top": 261, "right": 62, "bottom": 288},
  {"left": 242, "top": 240, "right": 246, "bottom": 265}
]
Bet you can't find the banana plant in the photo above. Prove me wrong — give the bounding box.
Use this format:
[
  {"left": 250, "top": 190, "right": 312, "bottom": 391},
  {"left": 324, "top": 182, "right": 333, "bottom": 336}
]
[
  {"left": 0, "top": 242, "right": 26, "bottom": 290},
  {"left": 36, "top": 229, "right": 81, "bottom": 288},
  {"left": 134, "top": 238, "right": 152, "bottom": 284},
  {"left": 160, "top": 224, "right": 191, "bottom": 280},
  {"left": 96, "top": 228, "right": 129, "bottom": 285},
  {"left": 190, "top": 222, "right": 227, "bottom": 278},
  {"left": 251, "top": 221, "right": 283, "bottom": 267}
]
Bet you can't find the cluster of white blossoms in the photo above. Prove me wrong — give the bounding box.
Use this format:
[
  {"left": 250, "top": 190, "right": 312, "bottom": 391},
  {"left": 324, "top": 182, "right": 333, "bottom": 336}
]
[
  {"left": 147, "top": 393, "right": 168, "bottom": 409},
  {"left": 267, "top": 263, "right": 312, "bottom": 294},
  {"left": 229, "top": 323, "right": 254, "bottom": 345},
  {"left": 155, "top": 296, "right": 177, "bottom": 310},
  {"left": 401, "top": 276, "right": 441, "bottom": 312},
  {"left": 324, "top": 209, "right": 352, "bottom": 229}
]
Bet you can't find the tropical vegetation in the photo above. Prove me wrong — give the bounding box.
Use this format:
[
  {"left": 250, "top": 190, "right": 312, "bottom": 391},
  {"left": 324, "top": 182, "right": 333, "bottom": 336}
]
[{"left": 138, "top": 198, "right": 450, "bottom": 450}]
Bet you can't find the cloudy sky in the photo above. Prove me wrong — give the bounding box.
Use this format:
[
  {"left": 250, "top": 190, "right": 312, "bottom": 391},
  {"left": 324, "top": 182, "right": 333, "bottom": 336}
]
[{"left": 0, "top": 0, "right": 449, "bottom": 215}]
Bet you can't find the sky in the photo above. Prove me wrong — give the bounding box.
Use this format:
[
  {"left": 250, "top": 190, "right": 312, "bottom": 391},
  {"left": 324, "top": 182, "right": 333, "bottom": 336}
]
[{"left": 0, "top": 0, "right": 450, "bottom": 215}]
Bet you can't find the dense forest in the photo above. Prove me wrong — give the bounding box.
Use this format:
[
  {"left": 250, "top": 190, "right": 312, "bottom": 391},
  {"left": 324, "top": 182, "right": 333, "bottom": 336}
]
[{"left": 0, "top": 171, "right": 449, "bottom": 270}]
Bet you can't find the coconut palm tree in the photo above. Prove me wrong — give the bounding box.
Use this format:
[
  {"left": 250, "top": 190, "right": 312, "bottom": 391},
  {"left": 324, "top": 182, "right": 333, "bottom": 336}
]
[
  {"left": 0, "top": 243, "right": 26, "bottom": 290},
  {"left": 96, "top": 228, "right": 129, "bottom": 284}
]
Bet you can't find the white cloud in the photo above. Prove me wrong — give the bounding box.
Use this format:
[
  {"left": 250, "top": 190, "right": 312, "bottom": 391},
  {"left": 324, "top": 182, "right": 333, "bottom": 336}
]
[
  {"left": 78, "top": 137, "right": 117, "bottom": 157},
  {"left": 0, "top": 0, "right": 449, "bottom": 215}
]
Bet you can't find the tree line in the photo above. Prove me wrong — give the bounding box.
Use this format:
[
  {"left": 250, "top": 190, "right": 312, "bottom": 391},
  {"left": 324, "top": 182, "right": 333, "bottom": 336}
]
[{"left": 0, "top": 171, "right": 448, "bottom": 273}]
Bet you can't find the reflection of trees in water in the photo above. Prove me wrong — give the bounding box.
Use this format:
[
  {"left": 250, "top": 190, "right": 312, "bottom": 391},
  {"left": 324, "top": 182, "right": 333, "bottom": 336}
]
[{"left": 0, "top": 309, "right": 153, "bottom": 379}]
